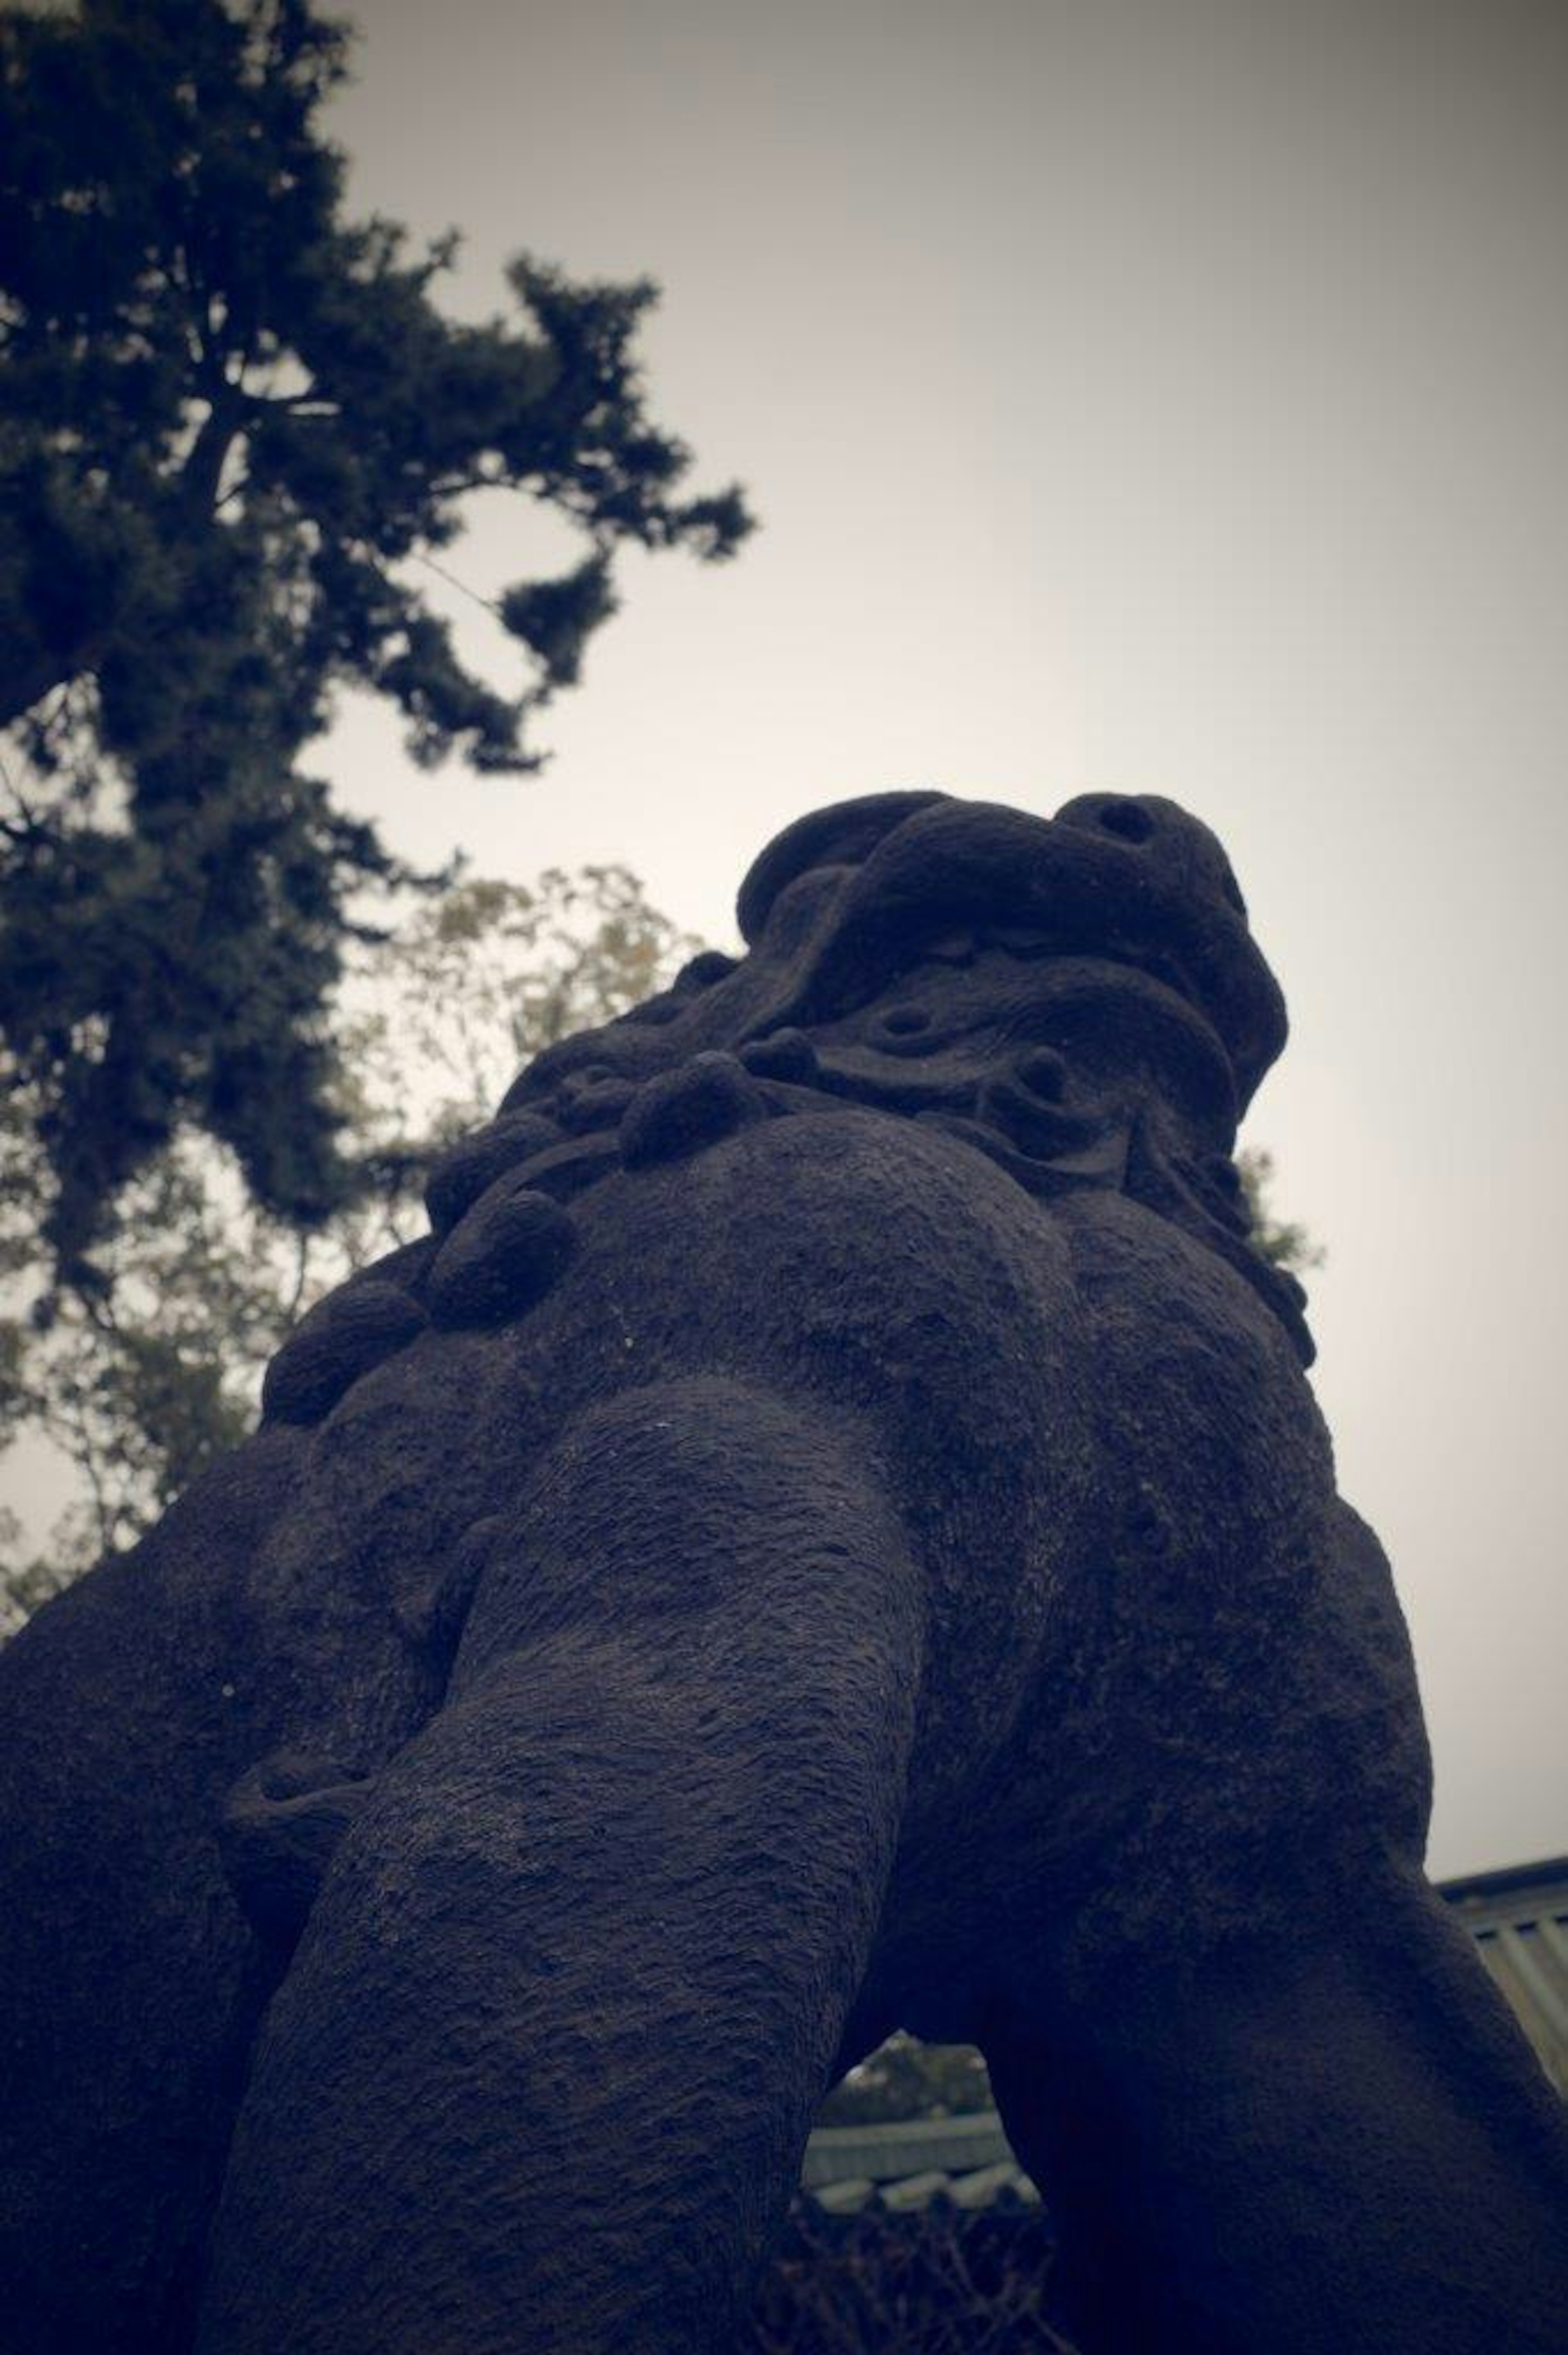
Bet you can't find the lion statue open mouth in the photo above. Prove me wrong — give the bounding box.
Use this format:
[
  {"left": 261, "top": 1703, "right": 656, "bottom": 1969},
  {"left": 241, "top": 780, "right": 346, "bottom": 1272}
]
[{"left": 2, "top": 792, "right": 1563, "bottom": 2355}]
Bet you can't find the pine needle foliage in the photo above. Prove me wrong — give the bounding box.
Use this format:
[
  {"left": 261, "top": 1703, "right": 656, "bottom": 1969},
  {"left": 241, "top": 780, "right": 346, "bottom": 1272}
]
[
  {"left": 0, "top": 0, "right": 751, "bottom": 1285},
  {"left": 0, "top": 862, "right": 697, "bottom": 1630}
]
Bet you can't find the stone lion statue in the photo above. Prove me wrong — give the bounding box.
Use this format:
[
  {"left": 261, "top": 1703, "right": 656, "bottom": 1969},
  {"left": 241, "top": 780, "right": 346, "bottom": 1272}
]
[{"left": 1, "top": 791, "right": 1563, "bottom": 2355}]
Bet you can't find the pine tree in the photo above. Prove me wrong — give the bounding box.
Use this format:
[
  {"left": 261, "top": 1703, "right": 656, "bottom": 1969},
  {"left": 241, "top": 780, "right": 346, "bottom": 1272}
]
[
  {"left": 0, "top": 0, "right": 750, "bottom": 1285},
  {"left": 0, "top": 861, "right": 698, "bottom": 1631}
]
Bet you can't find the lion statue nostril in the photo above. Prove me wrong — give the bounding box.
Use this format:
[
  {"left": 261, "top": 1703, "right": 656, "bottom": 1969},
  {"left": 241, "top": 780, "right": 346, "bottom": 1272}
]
[
  {"left": 1097, "top": 800, "right": 1155, "bottom": 845},
  {"left": 881, "top": 1006, "right": 932, "bottom": 1037}
]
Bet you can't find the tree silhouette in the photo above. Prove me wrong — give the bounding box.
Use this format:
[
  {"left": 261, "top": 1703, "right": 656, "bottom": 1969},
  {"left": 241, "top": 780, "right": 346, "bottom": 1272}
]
[
  {"left": 0, "top": 862, "right": 698, "bottom": 1631},
  {"left": 0, "top": 0, "right": 751, "bottom": 1285}
]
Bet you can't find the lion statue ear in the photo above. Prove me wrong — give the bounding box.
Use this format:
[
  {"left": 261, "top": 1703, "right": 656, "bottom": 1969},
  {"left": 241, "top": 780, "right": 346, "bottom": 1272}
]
[{"left": 735, "top": 791, "right": 949, "bottom": 946}]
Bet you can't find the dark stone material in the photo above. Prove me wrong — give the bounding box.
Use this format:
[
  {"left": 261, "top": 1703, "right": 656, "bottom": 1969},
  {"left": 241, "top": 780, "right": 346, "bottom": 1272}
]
[
  {"left": 619, "top": 1049, "right": 767, "bottom": 1168},
  {"left": 673, "top": 947, "right": 742, "bottom": 991},
  {"left": 1, "top": 789, "right": 1564, "bottom": 2355},
  {"left": 555, "top": 1073, "right": 637, "bottom": 1134},
  {"left": 737, "top": 1025, "right": 819, "bottom": 1083},
  {"left": 423, "top": 1111, "right": 561, "bottom": 1233},
  {"left": 259, "top": 1280, "right": 428, "bottom": 1426},
  {"left": 426, "top": 1181, "right": 577, "bottom": 1328},
  {"left": 218, "top": 1751, "right": 372, "bottom": 1954}
]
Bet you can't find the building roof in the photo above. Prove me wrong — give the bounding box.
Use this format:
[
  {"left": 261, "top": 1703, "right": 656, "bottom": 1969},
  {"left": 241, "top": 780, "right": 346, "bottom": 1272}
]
[
  {"left": 1442, "top": 1855, "right": 1568, "bottom": 2096},
  {"left": 799, "top": 1858, "right": 1568, "bottom": 2216},
  {"left": 801, "top": 2112, "right": 1038, "bottom": 2219}
]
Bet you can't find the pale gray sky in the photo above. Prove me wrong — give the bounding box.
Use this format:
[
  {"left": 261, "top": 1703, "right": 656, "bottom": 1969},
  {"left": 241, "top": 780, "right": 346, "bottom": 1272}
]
[
  {"left": 18, "top": 0, "right": 1562, "bottom": 1880},
  {"left": 322, "top": 0, "right": 1568, "bottom": 1881}
]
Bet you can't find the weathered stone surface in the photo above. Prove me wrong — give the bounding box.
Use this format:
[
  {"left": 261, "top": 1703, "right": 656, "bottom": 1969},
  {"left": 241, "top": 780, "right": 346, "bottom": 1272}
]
[
  {"left": 427, "top": 1182, "right": 577, "bottom": 1328},
  {"left": 1, "top": 789, "right": 1564, "bottom": 2355},
  {"left": 259, "top": 1280, "right": 428, "bottom": 1425},
  {"left": 619, "top": 1049, "right": 767, "bottom": 1168},
  {"left": 218, "top": 1751, "right": 372, "bottom": 1953},
  {"left": 423, "top": 1110, "right": 561, "bottom": 1233},
  {"left": 737, "top": 1026, "right": 819, "bottom": 1083}
]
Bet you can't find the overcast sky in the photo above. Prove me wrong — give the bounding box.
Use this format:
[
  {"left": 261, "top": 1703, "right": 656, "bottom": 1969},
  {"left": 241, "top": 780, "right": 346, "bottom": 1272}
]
[
  {"left": 314, "top": 0, "right": 1568, "bottom": 1882},
  {"left": 13, "top": 0, "right": 1559, "bottom": 1883}
]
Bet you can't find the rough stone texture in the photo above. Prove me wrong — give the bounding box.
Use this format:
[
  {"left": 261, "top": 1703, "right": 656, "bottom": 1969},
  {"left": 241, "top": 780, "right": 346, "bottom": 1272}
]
[
  {"left": 426, "top": 1182, "right": 577, "bottom": 1329},
  {"left": 423, "top": 1110, "right": 561, "bottom": 1234},
  {"left": 619, "top": 1050, "right": 768, "bottom": 1168},
  {"left": 0, "top": 790, "right": 1564, "bottom": 2355},
  {"left": 260, "top": 1280, "right": 429, "bottom": 1424}
]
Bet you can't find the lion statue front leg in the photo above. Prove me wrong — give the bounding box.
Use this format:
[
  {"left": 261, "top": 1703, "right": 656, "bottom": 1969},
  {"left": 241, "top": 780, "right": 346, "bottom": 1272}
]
[
  {"left": 966, "top": 1196, "right": 1568, "bottom": 2355},
  {"left": 195, "top": 1376, "right": 926, "bottom": 2355}
]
